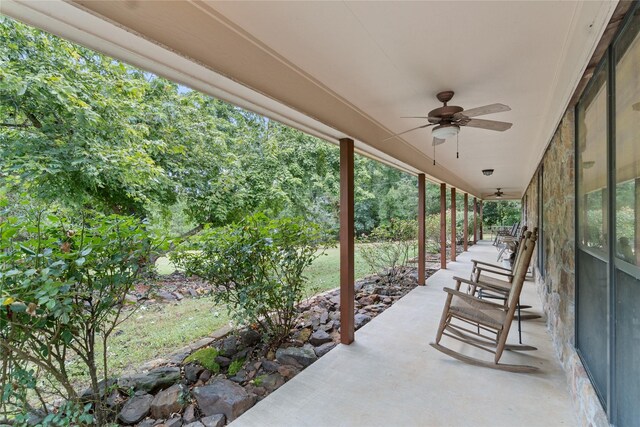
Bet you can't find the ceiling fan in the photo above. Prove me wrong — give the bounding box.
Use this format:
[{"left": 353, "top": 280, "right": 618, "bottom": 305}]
[
  {"left": 483, "top": 188, "right": 519, "bottom": 199},
  {"left": 383, "top": 91, "right": 513, "bottom": 147}
]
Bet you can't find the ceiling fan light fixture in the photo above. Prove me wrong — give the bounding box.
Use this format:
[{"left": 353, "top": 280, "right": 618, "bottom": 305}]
[
  {"left": 432, "top": 124, "right": 459, "bottom": 140},
  {"left": 482, "top": 169, "right": 494, "bottom": 176}
]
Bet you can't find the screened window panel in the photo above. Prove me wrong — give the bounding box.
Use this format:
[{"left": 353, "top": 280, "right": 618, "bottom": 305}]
[
  {"left": 615, "top": 9, "right": 640, "bottom": 267},
  {"left": 577, "top": 63, "right": 608, "bottom": 252},
  {"left": 577, "top": 250, "right": 609, "bottom": 404}
]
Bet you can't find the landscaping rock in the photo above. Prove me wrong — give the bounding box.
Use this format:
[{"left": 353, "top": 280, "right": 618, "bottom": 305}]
[
  {"left": 160, "top": 417, "right": 182, "bottom": 427},
  {"left": 201, "top": 414, "right": 226, "bottom": 427},
  {"left": 313, "top": 341, "right": 337, "bottom": 357},
  {"left": 246, "top": 384, "right": 266, "bottom": 397},
  {"left": 183, "top": 422, "right": 204, "bottom": 427},
  {"left": 199, "top": 369, "right": 212, "bottom": 382},
  {"left": 215, "top": 356, "right": 232, "bottom": 368},
  {"left": 192, "top": 379, "right": 256, "bottom": 421},
  {"left": 309, "top": 329, "right": 332, "bottom": 346},
  {"left": 157, "top": 291, "right": 177, "bottom": 301},
  {"left": 318, "top": 309, "right": 329, "bottom": 324},
  {"left": 275, "top": 344, "right": 317, "bottom": 368},
  {"left": 229, "top": 368, "right": 249, "bottom": 384},
  {"left": 119, "top": 393, "right": 154, "bottom": 425},
  {"left": 260, "top": 372, "right": 285, "bottom": 392},
  {"left": 292, "top": 327, "right": 312, "bottom": 343},
  {"left": 137, "top": 419, "right": 157, "bottom": 427},
  {"left": 183, "top": 403, "right": 197, "bottom": 424},
  {"left": 320, "top": 320, "right": 335, "bottom": 332},
  {"left": 238, "top": 328, "right": 261, "bottom": 347},
  {"left": 150, "top": 384, "right": 186, "bottom": 419},
  {"left": 219, "top": 336, "right": 240, "bottom": 357},
  {"left": 261, "top": 360, "right": 280, "bottom": 372},
  {"left": 169, "top": 351, "right": 190, "bottom": 364},
  {"left": 184, "top": 363, "right": 205, "bottom": 384},
  {"left": 277, "top": 364, "right": 300, "bottom": 379},
  {"left": 354, "top": 313, "right": 372, "bottom": 329},
  {"left": 119, "top": 367, "right": 181, "bottom": 394},
  {"left": 80, "top": 378, "right": 116, "bottom": 401}
]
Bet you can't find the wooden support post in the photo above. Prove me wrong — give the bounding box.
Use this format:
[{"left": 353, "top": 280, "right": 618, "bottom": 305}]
[
  {"left": 339, "top": 138, "right": 354, "bottom": 345},
  {"left": 440, "top": 183, "right": 447, "bottom": 269},
  {"left": 479, "top": 201, "right": 484, "bottom": 240},
  {"left": 473, "top": 197, "right": 478, "bottom": 244},
  {"left": 463, "top": 193, "right": 468, "bottom": 251},
  {"left": 418, "top": 174, "right": 426, "bottom": 285},
  {"left": 451, "top": 188, "right": 457, "bottom": 262}
]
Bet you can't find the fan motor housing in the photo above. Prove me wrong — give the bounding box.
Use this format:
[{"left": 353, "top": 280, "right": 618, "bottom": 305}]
[{"left": 428, "top": 105, "right": 464, "bottom": 121}]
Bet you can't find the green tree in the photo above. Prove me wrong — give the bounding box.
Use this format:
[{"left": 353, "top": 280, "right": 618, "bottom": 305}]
[{"left": 0, "top": 17, "right": 175, "bottom": 214}]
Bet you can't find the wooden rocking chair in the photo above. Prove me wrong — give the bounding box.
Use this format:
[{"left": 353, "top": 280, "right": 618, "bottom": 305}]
[
  {"left": 430, "top": 230, "right": 538, "bottom": 373},
  {"left": 468, "top": 228, "right": 539, "bottom": 344}
]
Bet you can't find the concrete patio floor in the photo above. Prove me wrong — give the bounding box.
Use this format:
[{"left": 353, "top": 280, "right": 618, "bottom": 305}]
[{"left": 231, "top": 241, "right": 577, "bottom": 427}]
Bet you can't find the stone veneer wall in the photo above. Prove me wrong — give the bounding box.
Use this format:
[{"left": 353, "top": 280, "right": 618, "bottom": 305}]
[{"left": 523, "top": 109, "right": 608, "bottom": 426}]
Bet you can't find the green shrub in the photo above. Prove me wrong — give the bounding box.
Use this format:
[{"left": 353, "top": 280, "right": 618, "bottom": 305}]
[
  {"left": 227, "top": 358, "right": 244, "bottom": 376},
  {"left": 0, "top": 211, "right": 159, "bottom": 424},
  {"left": 184, "top": 348, "right": 220, "bottom": 373},
  {"left": 172, "top": 213, "right": 324, "bottom": 345},
  {"left": 358, "top": 219, "right": 417, "bottom": 283}
]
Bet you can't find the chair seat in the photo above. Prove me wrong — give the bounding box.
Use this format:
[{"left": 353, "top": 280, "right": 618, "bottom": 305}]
[{"left": 450, "top": 302, "right": 505, "bottom": 329}]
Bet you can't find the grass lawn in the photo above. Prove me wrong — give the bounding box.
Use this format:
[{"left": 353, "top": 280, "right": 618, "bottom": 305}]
[
  {"left": 92, "top": 297, "right": 230, "bottom": 378},
  {"left": 302, "top": 245, "right": 372, "bottom": 296}
]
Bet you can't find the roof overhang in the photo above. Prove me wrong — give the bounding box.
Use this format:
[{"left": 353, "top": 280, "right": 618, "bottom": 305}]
[{"left": 1, "top": 0, "right": 618, "bottom": 199}]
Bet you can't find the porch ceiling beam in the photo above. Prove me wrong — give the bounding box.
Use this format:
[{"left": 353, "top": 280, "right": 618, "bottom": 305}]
[{"left": 339, "top": 138, "right": 355, "bottom": 345}]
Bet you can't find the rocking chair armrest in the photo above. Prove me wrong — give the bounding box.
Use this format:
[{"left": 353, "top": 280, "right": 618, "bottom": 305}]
[
  {"left": 442, "top": 287, "right": 506, "bottom": 310},
  {"left": 452, "top": 276, "right": 501, "bottom": 289},
  {"left": 476, "top": 266, "right": 514, "bottom": 279},
  {"left": 471, "top": 259, "right": 511, "bottom": 271}
]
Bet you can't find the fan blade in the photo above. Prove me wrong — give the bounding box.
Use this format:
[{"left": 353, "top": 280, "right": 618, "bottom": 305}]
[
  {"left": 454, "top": 103, "right": 511, "bottom": 119},
  {"left": 432, "top": 137, "right": 446, "bottom": 146},
  {"left": 382, "top": 123, "right": 435, "bottom": 141},
  {"left": 401, "top": 116, "right": 442, "bottom": 122},
  {"left": 463, "top": 118, "right": 512, "bottom": 132}
]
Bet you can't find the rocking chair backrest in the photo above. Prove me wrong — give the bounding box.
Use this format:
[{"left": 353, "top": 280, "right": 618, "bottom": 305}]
[
  {"left": 509, "top": 225, "right": 529, "bottom": 271},
  {"left": 506, "top": 229, "right": 537, "bottom": 311}
]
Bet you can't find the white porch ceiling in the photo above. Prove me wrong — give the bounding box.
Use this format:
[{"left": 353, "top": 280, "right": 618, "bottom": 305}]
[{"left": 2, "top": 1, "right": 617, "bottom": 199}]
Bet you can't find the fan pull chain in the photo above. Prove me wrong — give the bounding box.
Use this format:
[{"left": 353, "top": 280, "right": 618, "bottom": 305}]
[
  {"left": 456, "top": 133, "right": 459, "bottom": 159},
  {"left": 433, "top": 144, "right": 436, "bottom": 166}
]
